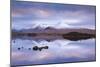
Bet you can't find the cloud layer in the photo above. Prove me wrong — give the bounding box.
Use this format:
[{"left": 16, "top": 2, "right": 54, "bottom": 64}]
[{"left": 11, "top": 1, "right": 96, "bottom": 30}]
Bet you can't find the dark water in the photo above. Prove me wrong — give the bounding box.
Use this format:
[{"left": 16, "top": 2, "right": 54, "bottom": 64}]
[{"left": 11, "top": 38, "right": 95, "bottom": 66}]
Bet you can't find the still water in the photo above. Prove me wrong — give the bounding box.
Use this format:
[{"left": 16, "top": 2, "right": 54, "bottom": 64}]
[{"left": 11, "top": 38, "right": 95, "bottom": 66}]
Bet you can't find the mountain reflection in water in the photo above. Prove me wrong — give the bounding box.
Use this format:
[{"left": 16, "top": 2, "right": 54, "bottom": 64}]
[{"left": 11, "top": 36, "right": 95, "bottom": 66}]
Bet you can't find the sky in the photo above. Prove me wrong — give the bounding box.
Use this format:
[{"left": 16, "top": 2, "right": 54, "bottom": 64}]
[{"left": 11, "top": 0, "right": 96, "bottom": 30}]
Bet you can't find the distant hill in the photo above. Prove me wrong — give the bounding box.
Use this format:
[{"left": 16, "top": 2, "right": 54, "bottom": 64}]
[
  {"left": 12, "top": 28, "right": 95, "bottom": 41},
  {"left": 12, "top": 28, "right": 95, "bottom": 35}
]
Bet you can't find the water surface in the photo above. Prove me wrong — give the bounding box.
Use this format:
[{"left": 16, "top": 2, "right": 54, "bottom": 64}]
[{"left": 11, "top": 38, "right": 95, "bottom": 66}]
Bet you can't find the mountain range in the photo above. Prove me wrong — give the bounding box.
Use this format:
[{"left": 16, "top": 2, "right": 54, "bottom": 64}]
[{"left": 13, "top": 27, "right": 95, "bottom": 35}]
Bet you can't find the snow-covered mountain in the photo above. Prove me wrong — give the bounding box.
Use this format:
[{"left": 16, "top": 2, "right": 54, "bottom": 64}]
[{"left": 12, "top": 27, "right": 95, "bottom": 35}]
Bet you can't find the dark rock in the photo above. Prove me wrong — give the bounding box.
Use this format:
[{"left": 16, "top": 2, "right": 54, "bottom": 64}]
[
  {"left": 33, "top": 46, "right": 38, "bottom": 51},
  {"left": 18, "top": 48, "right": 21, "bottom": 50},
  {"left": 28, "top": 48, "right": 31, "bottom": 50},
  {"left": 38, "top": 48, "right": 42, "bottom": 51}
]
